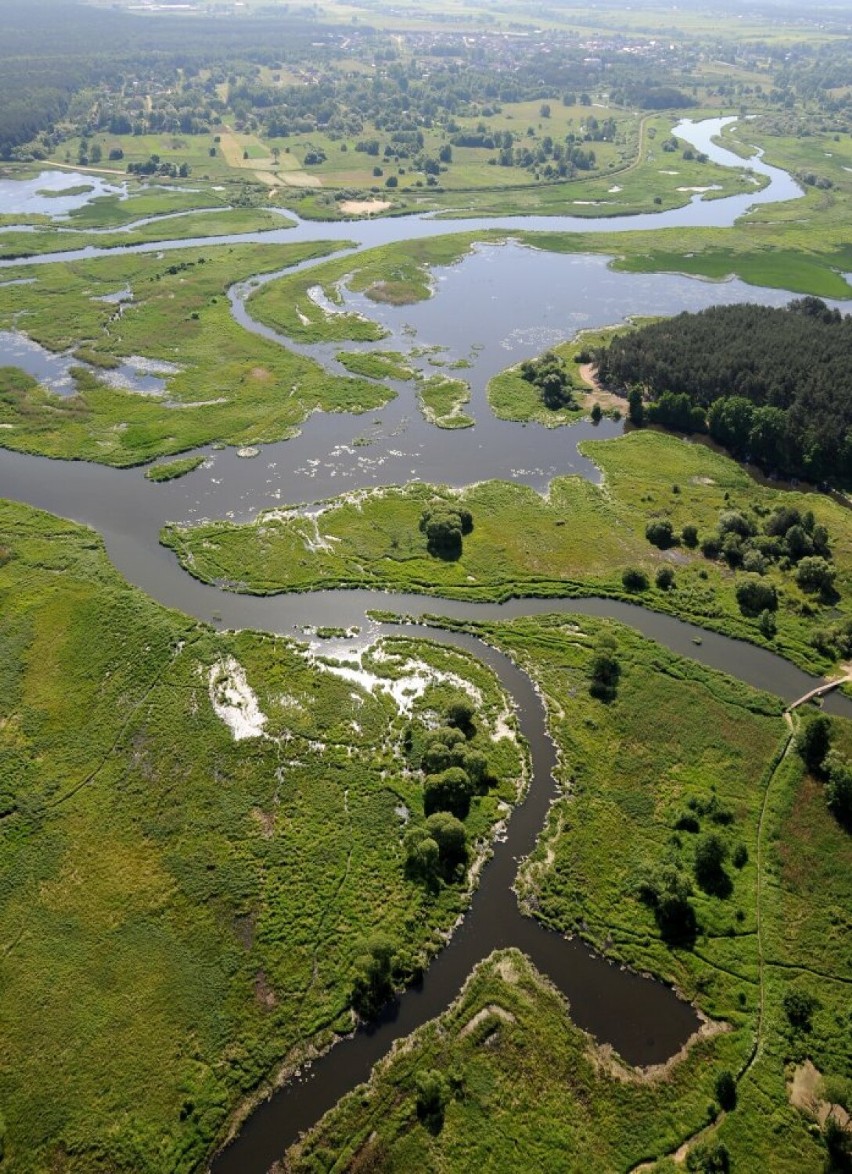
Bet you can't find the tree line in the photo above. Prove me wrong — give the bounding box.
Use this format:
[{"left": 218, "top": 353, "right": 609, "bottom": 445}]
[{"left": 597, "top": 298, "right": 852, "bottom": 487}]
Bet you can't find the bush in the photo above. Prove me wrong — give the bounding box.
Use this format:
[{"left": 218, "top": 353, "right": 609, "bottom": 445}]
[
  {"left": 694, "top": 832, "right": 731, "bottom": 897},
  {"left": 622, "top": 567, "right": 649, "bottom": 592},
  {"left": 415, "top": 1069, "right": 449, "bottom": 1131},
  {"left": 419, "top": 504, "right": 473, "bottom": 558},
  {"left": 796, "top": 714, "right": 831, "bottom": 773},
  {"left": 424, "top": 767, "right": 474, "bottom": 818},
  {"left": 656, "top": 565, "right": 675, "bottom": 590},
  {"left": 589, "top": 633, "right": 620, "bottom": 701},
  {"left": 795, "top": 555, "right": 837, "bottom": 598},
  {"left": 715, "top": 1070, "right": 737, "bottom": 1111},
  {"left": 735, "top": 576, "right": 777, "bottom": 617},
  {"left": 783, "top": 989, "right": 818, "bottom": 1030},
  {"left": 682, "top": 523, "right": 699, "bottom": 548},
  {"left": 645, "top": 518, "right": 676, "bottom": 548}
]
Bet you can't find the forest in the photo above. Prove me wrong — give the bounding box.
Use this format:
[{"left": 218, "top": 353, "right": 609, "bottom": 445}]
[{"left": 595, "top": 298, "right": 852, "bottom": 486}]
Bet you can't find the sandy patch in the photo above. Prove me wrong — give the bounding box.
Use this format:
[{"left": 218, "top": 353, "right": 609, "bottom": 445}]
[
  {"left": 676, "top": 185, "right": 721, "bottom": 193},
  {"left": 578, "top": 363, "right": 625, "bottom": 411},
  {"left": 339, "top": 199, "right": 392, "bottom": 216},
  {"left": 790, "top": 1060, "right": 852, "bottom": 1130},
  {"left": 207, "top": 657, "right": 268, "bottom": 740}
]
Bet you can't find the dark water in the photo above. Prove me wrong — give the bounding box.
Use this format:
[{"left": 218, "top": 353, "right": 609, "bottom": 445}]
[{"left": 0, "top": 117, "right": 846, "bottom": 1171}]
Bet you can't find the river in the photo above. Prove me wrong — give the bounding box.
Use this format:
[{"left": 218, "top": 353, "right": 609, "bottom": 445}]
[{"left": 0, "top": 116, "right": 847, "bottom": 1172}]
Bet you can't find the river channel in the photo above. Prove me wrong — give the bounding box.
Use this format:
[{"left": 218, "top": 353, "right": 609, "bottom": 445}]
[{"left": 1, "top": 117, "right": 850, "bottom": 1171}]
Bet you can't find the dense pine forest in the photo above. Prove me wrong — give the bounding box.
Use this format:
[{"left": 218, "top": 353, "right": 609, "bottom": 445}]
[{"left": 595, "top": 299, "right": 852, "bottom": 486}]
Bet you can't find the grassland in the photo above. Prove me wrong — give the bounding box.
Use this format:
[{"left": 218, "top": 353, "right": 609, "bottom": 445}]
[
  {"left": 162, "top": 429, "right": 852, "bottom": 672},
  {"left": 416, "top": 374, "right": 473, "bottom": 429},
  {"left": 287, "top": 609, "right": 850, "bottom": 1171},
  {"left": 144, "top": 455, "right": 206, "bottom": 482},
  {"left": 0, "top": 240, "right": 411, "bottom": 465},
  {"left": 0, "top": 498, "right": 523, "bottom": 1171}
]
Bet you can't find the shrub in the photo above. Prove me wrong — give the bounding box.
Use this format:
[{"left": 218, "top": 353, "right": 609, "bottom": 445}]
[
  {"left": 351, "top": 935, "right": 396, "bottom": 1017},
  {"left": 423, "top": 767, "right": 474, "bottom": 818},
  {"left": 795, "top": 555, "right": 836, "bottom": 598},
  {"left": 783, "top": 989, "right": 818, "bottom": 1030},
  {"left": 622, "top": 567, "right": 649, "bottom": 592},
  {"left": 715, "top": 1070, "right": 737, "bottom": 1111},
  {"left": 425, "top": 812, "right": 468, "bottom": 872},
  {"left": 694, "top": 833, "right": 731, "bottom": 897},
  {"left": 415, "top": 1069, "right": 449, "bottom": 1131},
  {"left": 645, "top": 518, "right": 676, "bottom": 549},
  {"left": 796, "top": 714, "right": 831, "bottom": 773},
  {"left": 735, "top": 576, "right": 777, "bottom": 617},
  {"left": 656, "top": 565, "right": 675, "bottom": 590},
  {"left": 682, "top": 523, "right": 699, "bottom": 548}
]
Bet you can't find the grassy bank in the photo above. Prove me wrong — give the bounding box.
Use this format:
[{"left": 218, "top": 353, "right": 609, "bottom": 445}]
[
  {"left": 0, "top": 240, "right": 407, "bottom": 466},
  {"left": 287, "top": 610, "right": 849, "bottom": 1171},
  {"left": 162, "top": 430, "right": 852, "bottom": 672},
  {"left": 0, "top": 498, "right": 523, "bottom": 1170}
]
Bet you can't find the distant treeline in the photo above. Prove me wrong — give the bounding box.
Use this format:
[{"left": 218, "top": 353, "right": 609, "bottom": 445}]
[
  {"left": 595, "top": 298, "right": 852, "bottom": 486},
  {"left": 0, "top": 0, "right": 336, "bottom": 153}
]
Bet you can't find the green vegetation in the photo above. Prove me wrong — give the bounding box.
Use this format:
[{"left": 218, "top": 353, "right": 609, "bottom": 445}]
[
  {"left": 335, "top": 350, "right": 415, "bottom": 382},
  {"left": 163, "top": 429, "right": 852, "bottom": 671},
  {"left": 596, "top": 299, "right": 852, "bottom": 486},
  {"left": 144, "top": 455, "right": 205, "bottom": 482},
  {"left": 0, "top": 498, "right": 522, "bottom": 1170},
  {"left": 287, "top": 608, "right": 850, "bottom": 1171},
  {"left": 0, "top": 241, "right": 403, "bottom": 465},
  {"left": 416, "top": 374, "right": 473, "bottom": 429}
]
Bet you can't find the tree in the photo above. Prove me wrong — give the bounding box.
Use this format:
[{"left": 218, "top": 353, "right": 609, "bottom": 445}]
[
  {"left": 656, "top": 565, "right": 675, "bottom": 590},
  {"left": 795, "top": 555, "right": 836, "bottom": 599},
  {"left": 403, "top": 828, "right": 440, "bottom": 884},
  {"left": 446, "top": 698, "right": 475, "bottom": 733},
  {"left": 351, "top": 935, "right": 396, "bottom": 1017},
  {"left": 735, "top": 576, "right": 777, "bottom": 617},
  {"left": 715, "top": 1070, "right": 737, "bottom": 1111},
  {"left": 682, "top": 523, "right": 699, "bottom": 549},
  {"left": 415, "top": 1069, "right": 449, "bottom": 1132},
  {"left": 645, "top": 519, "right": 676, "bottom": 549},
  {"left": 589, "top": 633, "right": 620, "bottom": 701},
  {"left": 425, "top": 812, "right": 468, "bottom": 873},
  {"left": 797, "top": 713, "right": 831, "bottom": 773},
  {"left": 622, "top": 567, "right": 649, "bottom": 592},
  {"left": 419, "top": 504, "right": 473, "bottom": 559},
  {"left": 825, "top": 752, "right": 852, "bottom": 828},
  {"left": 783, "top": 988, "right": 817, "bottom": 1030},
  {"left": 424, "top": 767, "right": 473, "bottom": 818},
  {"left": 438, "top": 143, "right": 452, "bottom": 163},
  {"left": 639, "top": 864, "right": 696, "bottom": 945},
  {"left": 627, "top": 386, "right": 644, "bottom": 426},
  {"left": 694, "top": 832, "right": 731, "bottom": 897}
]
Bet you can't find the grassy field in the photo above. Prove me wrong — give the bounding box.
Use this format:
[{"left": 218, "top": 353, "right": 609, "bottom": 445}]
[
  {"left": 0, "top": 240, "right": 414, "bottom": 466},
  {"left": 162, "top": 429, "right": 852, "bottom": 672},
  {"left": 417, "top": 374, "right": 473, "bottom": 429},
  {"left": 0, "top": 498, "right": 523, "bottom": 1171},
  {"left": 286, "top": 609, "right": 850, "bottom": 1171}
]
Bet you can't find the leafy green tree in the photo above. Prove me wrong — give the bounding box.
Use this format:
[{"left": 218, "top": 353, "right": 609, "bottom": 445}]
[
  {"left": 627, "top": 386, "right": 644, "bottom": 426},
  {"left": 425, "top": 812, "right": 468, "bottom": 873},
  {"left": 415, "top": 1068, "right": 449, "bottom": 1131},
  {"left": 424, "top": 767, "right": 473, "bottom": 818},
  {"left": 783, "top": 988, "right": 818, "bottom": 1030},
  {"left": 797, "top": 713, "right": 831, "bottom": 773},
  {"left": 622, "top": 567, "right": 649, "bottom": 592},
  {"left": 446, "top": 698, "right": 475, "bottom": 733},
  {"left": 403, "top": 827, "right": 440, "bottom": 884},
  {"left": 656, "top": 565, "right": 675, "bottom": 590},
  {"left": 795, "top": 555, "right": 837, "bottom": 598},
  {"left": 589, "top": 633, "right": 620, "bottom": 701},
  {"left": 351, "top": 935, "right": 396, "bottom": 1017},
  {"left": 735, "top": 576, "right": 777, "bottom": 617},
  {"left": 686, "top": 1142, "right": 730, "bottom": 1172},
  {"left": 694, "top": 833, "right": 731, "bottom": 897},
  {"left": 645, "top": 518, "right": 676, "bottom": 548},
  {"left": 419, "top": 504, "right": 473, "bottom": 559}
]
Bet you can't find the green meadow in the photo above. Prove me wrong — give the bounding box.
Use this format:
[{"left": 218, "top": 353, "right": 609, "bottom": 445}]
[
  {"left": 163, "top": 429, "right": 852, "bottom": 672},
  {"left": 0, "top": 498, "right": 522, "bottom": 1170},
  {"left": 286, "top": 609, "right": 850, "bottom": 1172}
]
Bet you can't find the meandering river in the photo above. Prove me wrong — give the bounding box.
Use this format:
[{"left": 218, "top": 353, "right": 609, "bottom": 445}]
[{"left": 0, "top": 117, "right": 848, "bottom": 1171}]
